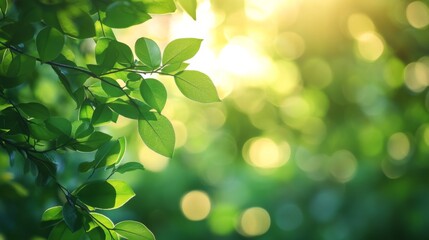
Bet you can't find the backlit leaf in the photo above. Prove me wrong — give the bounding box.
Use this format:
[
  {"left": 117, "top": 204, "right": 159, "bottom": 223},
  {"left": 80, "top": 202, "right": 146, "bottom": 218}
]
[
  {"left": 48, "top": 222, "right": 85, "bottom": 240},
  {"left": 101, "top": 77, "right": 124, "bottom": 97},
  {"left": 138, "top": 113, "right": 175, "bottom": 157},
  {"left": 73, "top": 131, "right": 112, "bottom": 152},
  {"left": 177, "top": 0, "right": 197, "bottom": 20},
  {"left": 140, "top": 78, "right": 167, "bottom": 112},
  {"left": 91, "top": 104, "right": 118, "bottom": 126},
  {"left": 93, "top": 137, "right": 126, "bottom": 169},
  {"left": 135, "top": 37, "right": 161, "bottom": 69},
  {"left": 161, "top": 62, "right": 189, "bottom": 74},
  {"left": 42, "top": 206, "right": 63, "bottom": 222},
  {"left": 140, "top": 0, "right": 176, "bottom": 13},
  {"left": 75, "top": 180, "right": 135, "bottom": 210},
  {"left": 115, "top": 220, "right": 155, "bottom": 240},
  {"left": 108, "top": 99, "right": 151, "bottom": 119},
  {"left": 162, "top": 38, "right": 202, "bottom": 65},
  {"left": 174, "top": 70, "right": 220, "bottom": 103}
]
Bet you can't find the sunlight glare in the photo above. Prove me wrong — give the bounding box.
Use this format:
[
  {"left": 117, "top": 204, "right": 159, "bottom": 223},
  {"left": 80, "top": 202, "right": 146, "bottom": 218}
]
[
  {"left": 356, "top": 32, "right": 384, "bottom": 61},
  {"left": 217, "top": 37, "right": 273, "bottom": 84},
  {"left": 243, "top": 137, "right": 290, "bottom": 169}
]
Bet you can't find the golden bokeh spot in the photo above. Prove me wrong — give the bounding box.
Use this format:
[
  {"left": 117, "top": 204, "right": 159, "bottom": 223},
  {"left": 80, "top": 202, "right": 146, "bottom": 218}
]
[
  {"left": 238, "top": 207, "right": 271, "bottom": 237},
  {"left": 356, "top": 32, "right": 384, "bottom": 61},
  {"left": 404, "top": 61, "right": 429, "bottom": 93},
  {"left": 387, "top": 132, "right": 410, "bottom": 161},
  {"left": 180, "top": 190, "right": 211, "bottom": 221},
  {"left": 347, "top": 13, "right": 375, "bottom": 39},
  {"left": 243, "top": 137, "right": 290, "bottom": 169},
  {"left": 406, "top": 1, "right": 429, "bottom": 29}
]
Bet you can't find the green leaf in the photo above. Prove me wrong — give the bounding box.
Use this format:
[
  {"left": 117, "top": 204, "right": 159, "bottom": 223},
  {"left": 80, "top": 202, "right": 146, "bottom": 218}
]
[
  {"left": 29, "top": 120, "right": 58, "bottom": 141},
  {"left": 108, "top": 99, "right": 151, "bottom": 119},
  {"left": 95, "top": 20, "right": 116, "bottom": 41},
  {"left": 79, "top": 100, "right": 94, "bottom": 121},
  {"left": 48, "top": 222, "right": 85, "bottom": 240},
  {"left": 63, "top": 201, "right": 83, "bottom": 232},
  {"left": 0, "top": 22, "right": 35, "bottom": 45},
  {"left": 18, "top": 102, "right": 50, "bottom": 120},
  {"left": 72, "top": 120, "right": 94, "bottom": 138},
  {"left": 113, "top": 41, "right": 134, "bottom": 66},
  {"left": 101, "top": 77, "right": 125, "bottom": 97},
  {"left": 104, "top": 1, "right": 151, "bottom": 28},
  {"left": 135, "top": 37, "right": 161, "bottom": 69},
  {"left": 114, "top": 220, "right": 155, "bottom": 240},
  {"left": 0, "top": 0, "right": 8, "bottom": 15},
  {"left": 87, "top": 227, "right": 106, "bottom": 240},
  {"left": 95, "top": 38, "right": 117, "bottom": 69},
  {"left": 90, "top": 213, "right": 119, "bottom": 240},
  {"left": 140, "top": 0, "right": 177, "bottom": 14},
  {"left": 178, "top": 0, "right": 197, "bottom": 20},
  {"left": 45, "top": 117, "right": 72, "bottom": 137},
  {"left": 44, "top": 6, "right": 96, "bottom": 38},
  {"left": 78, "top": 161, "right": 94, "bottom": 173},
  {"left": 138, "top": 113, "right": 175, "bottom": 157},
  {"left": 115, "top": 162, "right": 145, "bottom": 174},
  {"left": 93, "top": 137, "right": 126, "bottom": 169},
  {"left": 162, "top": 38, "right": 202, "bottom": 65},
  {"left": 1, "top": 49, "right": 21, "bottom": 78},
  {"left": 140, "top": 78, "right": 167, "bottom": 112},
  {"left": 161, "top": 62, "right": 189, "bottom": 74},
  {"left": 174, "top": 70, "right": 220, "bottom": 103},
  {"left": 42, "top": 206, "right": 63, "bottom": 222},
  {"left": 73, "top": 131, "right": 112, "bottom": 152},
  {"left": 92, "top": 104, "right": 118, "bottom": 126},
  {"left": 75, "top": 180, "right": 135, "bottom": 210},
  {"left": 36, "top": 27, "right": 64, "bottom": 61}
]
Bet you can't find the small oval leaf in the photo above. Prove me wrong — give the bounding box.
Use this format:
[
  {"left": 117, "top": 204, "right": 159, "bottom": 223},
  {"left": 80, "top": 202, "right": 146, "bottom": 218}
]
[
  {"left": 162, "top": 38, "right": 202, "bottom": 65},
  {"left": 135, "top": 37, "right": 161, "bottom": 69},
  {"left": 138, "top": 113, "right": 175, "bottom": 157},
  {"left": 174, "top": 70, "right": 220, "bottom": 103},
  {"left": 140, "top": 78, "right": 167, "bottom": 112}
]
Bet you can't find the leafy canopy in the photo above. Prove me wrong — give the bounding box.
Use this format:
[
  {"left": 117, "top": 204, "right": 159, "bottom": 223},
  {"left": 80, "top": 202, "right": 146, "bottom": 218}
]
[{"left": 0, "top": 0, "right": 219, "bottom": 239}]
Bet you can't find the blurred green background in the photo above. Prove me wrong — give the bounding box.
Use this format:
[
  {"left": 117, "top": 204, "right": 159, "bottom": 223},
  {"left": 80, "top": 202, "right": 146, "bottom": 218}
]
[{"left": 2, "top": 0, "right": 429, "bottom": 239}]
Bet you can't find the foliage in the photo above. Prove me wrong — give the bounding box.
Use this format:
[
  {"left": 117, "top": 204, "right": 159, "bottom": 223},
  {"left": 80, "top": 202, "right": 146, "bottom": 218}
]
[{"left": 0, "top": 0, "right": 218, "bottom": 239}]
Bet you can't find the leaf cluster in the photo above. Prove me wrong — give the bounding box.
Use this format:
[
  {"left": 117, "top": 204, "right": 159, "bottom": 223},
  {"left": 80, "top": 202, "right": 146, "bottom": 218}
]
[{"left": 0, "top": 0, "right": 218, "bottom": 238}]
